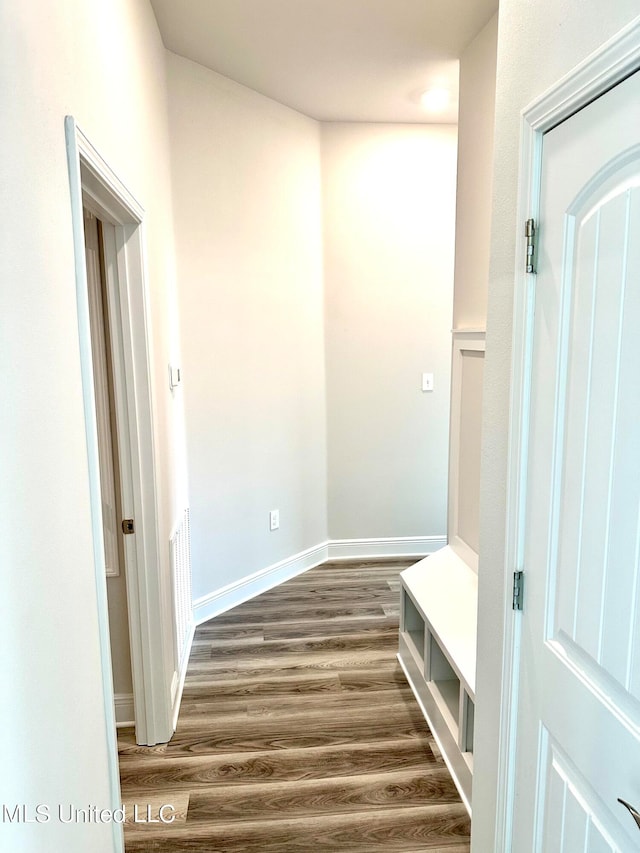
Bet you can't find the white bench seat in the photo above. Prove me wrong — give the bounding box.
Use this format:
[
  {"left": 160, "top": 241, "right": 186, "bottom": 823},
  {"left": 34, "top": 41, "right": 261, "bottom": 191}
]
[{"left": 397, "top": 545, "right": 478, "bottom": 813}]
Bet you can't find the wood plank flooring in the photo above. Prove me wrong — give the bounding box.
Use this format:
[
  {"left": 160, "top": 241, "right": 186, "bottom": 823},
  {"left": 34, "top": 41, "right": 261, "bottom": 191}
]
[{"left": 118, "top": 559, "right": 471, "bottom": 851}]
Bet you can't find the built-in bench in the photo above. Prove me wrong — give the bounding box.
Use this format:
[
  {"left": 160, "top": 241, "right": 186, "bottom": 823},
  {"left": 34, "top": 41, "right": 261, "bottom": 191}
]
[{"left": 397, "top": 546, "right": 477, "bottom": 813}]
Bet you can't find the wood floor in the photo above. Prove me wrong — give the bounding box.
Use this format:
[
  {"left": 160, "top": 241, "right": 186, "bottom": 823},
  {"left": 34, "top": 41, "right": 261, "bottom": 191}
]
[{"left": 118, "top": 559, "right": 471, "bottom": 852}]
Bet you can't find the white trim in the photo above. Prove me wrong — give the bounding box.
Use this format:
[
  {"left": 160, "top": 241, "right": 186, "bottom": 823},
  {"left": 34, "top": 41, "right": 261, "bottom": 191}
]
[
  {"left": 524, "top": 16, "right": 640, "bottom": 133},
  {"left": 448, "top": 331, "right": 485, "bottom": 574},
  {"left": 193, "top": 542, "right": 329, "bottom": 625},
  {"left": 65, "top": 119, "right": 124, "bottom": 853},
  {"left": 114, "top": 694, "right": 135, "bottom": 728},
  {"left": 192, "top": 537, "right": 440, "bottom": 626},
  {"left": 327, "top": 535, "right": 445, "bottom": 560},
  {"left": 169, "top": 510, "right": 197, "bottom": 723},
  {"left": 66, "top": 117, "right": 173, "bottom": 753},
  {"left": 171, "top": 620, "right": 196, "bottom": 730},
  {"left": 169, "top": 506, "right": 193, "bottom": 713},
  {"left": 451, "top": 327, "right": 486, "bottom": 337},
  {"left": 495, "top": 17, "right": 640, "bottom": 851}
]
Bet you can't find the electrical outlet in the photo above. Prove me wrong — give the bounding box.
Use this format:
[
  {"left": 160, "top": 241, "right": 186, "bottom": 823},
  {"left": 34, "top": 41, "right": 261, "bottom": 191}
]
[{"left": 269, "top": 509, "right": 280, "bottom": 531}]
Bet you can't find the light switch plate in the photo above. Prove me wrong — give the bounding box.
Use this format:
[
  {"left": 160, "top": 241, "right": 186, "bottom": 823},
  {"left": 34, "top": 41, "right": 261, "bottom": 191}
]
[
  {"left": 169, "top": 365, "right": 181, "bottom": 390},
  {"left": 422, "top": 372, "right": 434, "bottom": 392}
]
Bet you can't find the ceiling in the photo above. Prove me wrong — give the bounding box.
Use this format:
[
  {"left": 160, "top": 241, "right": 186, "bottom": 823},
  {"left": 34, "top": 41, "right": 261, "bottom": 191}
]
[{"left": 150, "top": 0, "right": 498, "bottom": 124}]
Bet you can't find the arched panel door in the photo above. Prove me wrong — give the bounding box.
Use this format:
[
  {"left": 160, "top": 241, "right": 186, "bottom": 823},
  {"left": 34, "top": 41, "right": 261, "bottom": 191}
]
[{"left": 512, "top": 70, "right": 640, "bottom": 852}]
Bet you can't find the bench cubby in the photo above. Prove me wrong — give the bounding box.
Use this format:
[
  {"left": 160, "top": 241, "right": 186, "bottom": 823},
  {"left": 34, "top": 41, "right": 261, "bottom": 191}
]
[{"left": 398, "top": 546, "right": 477, "bottom": 813}]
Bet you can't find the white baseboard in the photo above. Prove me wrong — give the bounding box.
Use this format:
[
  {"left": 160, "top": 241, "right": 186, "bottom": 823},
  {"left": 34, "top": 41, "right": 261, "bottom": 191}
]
[
  {"left": 192, "top": 536, "right": 445, "bottom": 626},
  {"left": 114, "top": 693, "right": 135, "bottom": 728},
  {"left": 193, "top": 542, "right": 329, "bottom": 625},
  {"left": 327, "top": 535, "right": 446, "bottom": 560}
]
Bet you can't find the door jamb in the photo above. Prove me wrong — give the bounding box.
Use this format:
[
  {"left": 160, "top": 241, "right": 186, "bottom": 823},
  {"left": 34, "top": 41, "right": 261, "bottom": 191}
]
[
  {"left": 65, "top": 116, "right": 173, "bottom": 760},
  {"left": 494, "top": 17, "right": 640, "bottom": 851}
]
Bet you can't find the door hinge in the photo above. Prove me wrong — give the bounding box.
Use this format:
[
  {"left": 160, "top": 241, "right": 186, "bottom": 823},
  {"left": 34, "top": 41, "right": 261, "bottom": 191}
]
[
  {"left": 122, "top": 518, "right": 135, "bottom": 535},
  {"left": 513, "top": 570, "right": 524, "bottom": 611},
  {"left": 525, "top": 218, "right": 537, "bottom": 274}
]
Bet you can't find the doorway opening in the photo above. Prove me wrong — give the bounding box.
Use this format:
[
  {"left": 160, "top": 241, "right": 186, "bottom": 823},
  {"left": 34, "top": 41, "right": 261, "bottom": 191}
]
[
  {"left": 83, "top": 207, "right": 135, "bottom": 728},
  {"left": 65, "top": 118, "right": 175, "bottom": 790}
]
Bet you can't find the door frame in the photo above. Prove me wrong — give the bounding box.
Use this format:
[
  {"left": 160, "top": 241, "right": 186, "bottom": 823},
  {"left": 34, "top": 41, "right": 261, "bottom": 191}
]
[
  {"left": 494, "top": 18, "right": 640, "bottom": 851},
  {"left": 65, "top": 116, "right": 173, "bottom": 762}
]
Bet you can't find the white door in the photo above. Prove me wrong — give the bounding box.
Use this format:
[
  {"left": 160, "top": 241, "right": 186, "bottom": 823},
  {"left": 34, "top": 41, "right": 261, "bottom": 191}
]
[{"left": 512, "top": 70, "right": 640, "bottom": 851}]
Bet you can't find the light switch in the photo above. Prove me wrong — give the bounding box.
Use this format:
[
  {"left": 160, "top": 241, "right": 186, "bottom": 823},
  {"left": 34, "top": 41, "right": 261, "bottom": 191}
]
[
  {"left": 422, "top": 373, "right": 434, "bottom": 392},
  {"left": 169, "top": 365, "right": 181, "bottom": 390}
]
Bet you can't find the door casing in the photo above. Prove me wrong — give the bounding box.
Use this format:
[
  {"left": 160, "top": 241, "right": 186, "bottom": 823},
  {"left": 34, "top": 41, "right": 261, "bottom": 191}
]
[
  {"left": 65, "top": 119, "right": 174, "bottom": 770},
  {"left": 494, "top": 17, "right": 640, "bottom": 851}
]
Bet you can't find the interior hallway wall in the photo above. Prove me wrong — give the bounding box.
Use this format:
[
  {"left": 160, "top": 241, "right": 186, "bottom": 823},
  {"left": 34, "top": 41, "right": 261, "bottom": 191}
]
[
  {"left": 167, "top": 52, "right": 328, "bottom": 601},
  {"left": 0, "top": 0, "right": 188, "bottom": 850},
  {"left": 448, "top": 15, "right": 497, "bottom": 563},
  {"left": 453, "top": 13, "right": 498, "bottom": 330},
  {"left": 322, "top": 123, "right": 457, "bottom": 541},
  {"left": 473, "top": 3, "right": 640, "bottom": 850}
]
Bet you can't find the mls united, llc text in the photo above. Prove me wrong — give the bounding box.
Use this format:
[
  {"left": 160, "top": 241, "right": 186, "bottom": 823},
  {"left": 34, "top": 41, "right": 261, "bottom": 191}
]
[{"left": 2, "top": 803, "right": 176, "bottom": 824}]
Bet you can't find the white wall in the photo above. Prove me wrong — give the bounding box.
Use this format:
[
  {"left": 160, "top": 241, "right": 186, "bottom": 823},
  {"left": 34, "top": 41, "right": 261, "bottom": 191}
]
[
  {"left": 452, "top": 14, "right": 498, "bottom": 330},
  {"left": 0, "top": 1, "right": 186, "bottom": 850},
  {"left": 166, "top": 53, "right": 328, "bottom": 601},
  {"left": 473, "top": 3, "right": 640, "bottom": 850},
  {"left": 322, "top": 123, "right": 457, "bottom": 540},
  {"left": 448, "top": 15, "right": 496, "bottom": 565},
  {"left": 168, "top": 60, "right": 459, "bottom": 602}
]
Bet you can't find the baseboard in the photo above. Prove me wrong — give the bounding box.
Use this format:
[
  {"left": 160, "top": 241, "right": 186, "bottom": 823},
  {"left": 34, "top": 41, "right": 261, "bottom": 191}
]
[
  {"left": 171, "top": 619, "right": 196, "bottom": 730},
  {"left": 192, "top": 536, "right": 446, "bottom": 626},
  {"left": 193, "top": 541, "right": 329, "bottom": 625},
  {"left": 114, "top": 693, "right": 135, "bottom": 728},
  {"left": 327, "top": 535, "right": 446, "bottom": 560}
]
